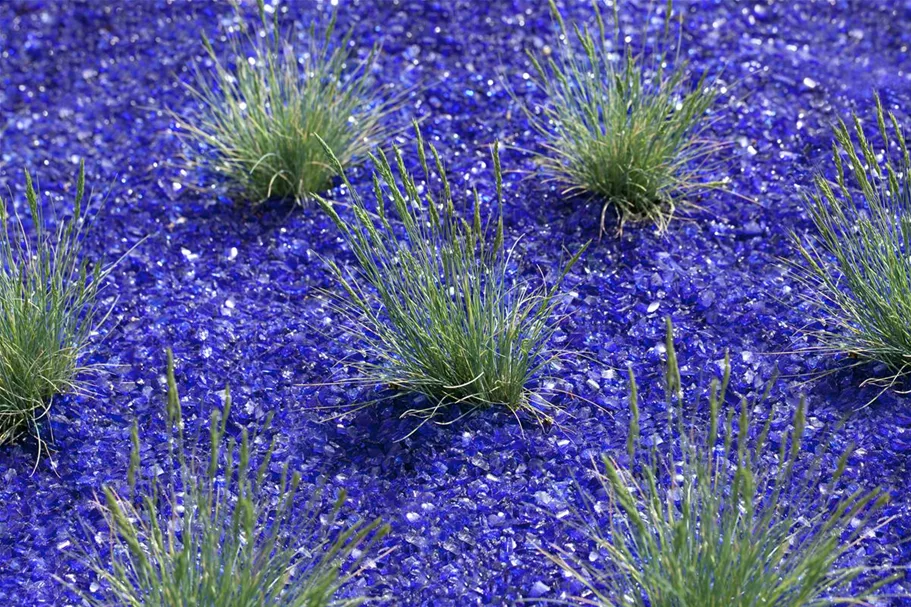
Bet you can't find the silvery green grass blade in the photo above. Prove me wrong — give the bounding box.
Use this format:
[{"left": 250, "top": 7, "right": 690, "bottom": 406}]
[
  {"left": 518, "top": 0, "right": 727, "bottom": 234},
  {"left": 793, "top": 94, "right": 911, "bottom": 391},
  {"left": 70, "top": 349, "right": 389, "bottom": 607},
  {"left": 543, "top": 318, "right": 902, "bottom": 606},
  {"left": 0, "top": 160, "right": 116, "bottom": 458},
  {"left": 313, "top": 124, "right": 588, "bottom": 428},
  {"left": 172, "top": 0, "right": 400, "bottom": 204}
]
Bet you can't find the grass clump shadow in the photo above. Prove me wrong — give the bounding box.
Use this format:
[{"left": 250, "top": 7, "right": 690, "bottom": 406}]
[
  {"left": 519, "top": 0, "right": 726, "bottom": 234},
  {"left": 314, "top": 124, "right": 587, "bottom": 429},
  {"left": 73, "top": 349, "right": 389, "bottom": 606},
  {"left": 0, "top": 161, "right": 115, "bottom": 454},
  {"left": 173, "top": 0, "right": 398, "bottom": 205},
  {"left": 545, "top": 318, "right": 902, "bottom": 606},
  {"left": 793, "top": 94, "right": 911, "bottom": 392}
]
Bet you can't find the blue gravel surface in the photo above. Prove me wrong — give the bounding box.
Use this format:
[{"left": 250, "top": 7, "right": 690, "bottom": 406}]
[{"left": 1, "top": 0, "right": 910, "bottom": 605}]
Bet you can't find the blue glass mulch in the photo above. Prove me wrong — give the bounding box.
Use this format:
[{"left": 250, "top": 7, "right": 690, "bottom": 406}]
[{"left": 0, "top": 0, "right": 910, "bottom": 605}]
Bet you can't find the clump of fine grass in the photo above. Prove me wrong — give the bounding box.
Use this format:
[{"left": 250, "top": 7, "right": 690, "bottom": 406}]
[
  {"left": 0, "top": 161, "right": 114, "bottom": 451},
  {"left": 545, "top": 318, "right": 901, "bottom": 606},
  {"left": 74, "top": 350, "right": 388, "bottom": 607},
  {"left": 793, "top": 94, "right": 911, "bottom": 386},
  {"left": 173, "top": 0, "right": 396, "bottom": 204},
  {"left": 520, "top": 0, "right": 725, "bottom": 233},
  {"left": 315, "top": 125, "right": 587, "bottom": 425}
]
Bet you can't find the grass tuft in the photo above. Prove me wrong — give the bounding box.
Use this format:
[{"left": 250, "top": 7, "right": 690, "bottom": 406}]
[
  {"left": 520, "top": 0, "right": 725, "bottom": 233},
  {"left": 74, "top": 349, "right": 388, "bottom": 606},
  {"left": 793, "top": 94, "right": 911, "bottom": 384},
  {"left": 0, "top": 161, "right": 113, "bottom": 452},
  {"left": 174, "top": 0, "right": 396, "bottom": 204},
  {"left": 315, "top": 124, "right": 587, "bottom": 425},
  {"left": 546, "top": 318, "right": 900, "bottom": 606}
]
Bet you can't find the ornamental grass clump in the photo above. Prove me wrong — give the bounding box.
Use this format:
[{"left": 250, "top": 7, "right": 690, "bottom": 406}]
[
  {"left": 315, "top": 126, "right": 586, "bottom": 424},
  {"left": 174, "top": 0, "right": 395, "bottom": 204},
  {"left": 547, "top": 318, "right": 900, "bottom": 606},
  {"left": 0, "top": 161, "right": 113, "bottom": 450},
  {"left": 75, "top": 350, "right": 388, "bottom": 607},
  {"left": 793, "top": 95, "right": 911, "bottom": 384},
  {"left": 522, "top": 0, "right": 725, "bottom": 233}
]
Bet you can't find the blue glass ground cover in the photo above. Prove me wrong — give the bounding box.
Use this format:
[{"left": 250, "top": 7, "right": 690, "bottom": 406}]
[{"left": 0, "top": 1, "right": 910, "bottom": 604}]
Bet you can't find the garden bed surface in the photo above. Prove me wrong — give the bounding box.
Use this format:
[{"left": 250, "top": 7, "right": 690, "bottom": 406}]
[{"left": 0, "top": 0, "right": 910, "bottom": 605}]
